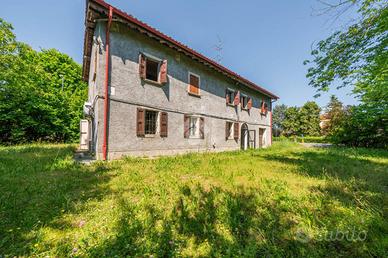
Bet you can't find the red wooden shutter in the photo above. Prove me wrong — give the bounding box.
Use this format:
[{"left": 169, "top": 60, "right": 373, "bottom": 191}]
[
  {"left": 137, "top": 108, "right": 145, "bottom": 137},
  {"left": 139, "top": 54, "right": 146, "bottom": 79},
  {"left": 160, "top": 60, "right": 168, "bottom": 84},
  {"left": 261, "top": 98, "right": 265, "bottom": 114},
  {"left": 199, "top": 117, "right": 204, "bottom": 139},
  {"left": 189, "top": 74, "right": 199, "bottom": 95},
  {"left": 184, "top": 115, "right": 190, "bottom": 138},
  {"left": 234, "top": 122, "right": 239, "bottom": 140},
  {"left": 225, "top": 89, "right": 230, "bottom": 104},
  {"left": 234, "top": 91, "right": 240, "bottom": 106},
  {"left": 247, "top": 97, "right": 252, "bottom": 110},
  {"left": 160, "top": 112, "right": 168, "bottom": 137}
]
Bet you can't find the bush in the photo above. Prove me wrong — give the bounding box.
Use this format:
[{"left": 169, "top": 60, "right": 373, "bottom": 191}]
[{"left": 273, "top": 136, "right": 328, "bottom": 143}]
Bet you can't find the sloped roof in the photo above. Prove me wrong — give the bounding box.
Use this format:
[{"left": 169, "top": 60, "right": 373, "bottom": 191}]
[{"left": 83, "top": 0, "right": 279, "bottom": 99}]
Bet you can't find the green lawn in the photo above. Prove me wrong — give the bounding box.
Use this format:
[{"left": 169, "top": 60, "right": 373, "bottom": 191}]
[{"left": 0, "top": 142, "right": 387, "bottom": 257}]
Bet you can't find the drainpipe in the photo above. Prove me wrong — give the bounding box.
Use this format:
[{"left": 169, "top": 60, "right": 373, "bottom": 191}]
[
  {"left": 102, "top": 6, "right": 113, "bottom": 161},
  {"left": 270, "top": 99, "right": 277, "bottom": 145}
]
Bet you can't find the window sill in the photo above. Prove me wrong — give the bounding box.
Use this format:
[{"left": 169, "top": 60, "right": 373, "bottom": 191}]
[
  {"left": 188, "top": 92, "right": 201, "bottom": 98},
  {"left": 144, "top": 134, "right": 157, "bottom": 138},
  {"left": 143, "top": 78, "right": 164, "bottom": 86},
  {"left": 188, "top": 136, "right": 202, "bottom": 139}
]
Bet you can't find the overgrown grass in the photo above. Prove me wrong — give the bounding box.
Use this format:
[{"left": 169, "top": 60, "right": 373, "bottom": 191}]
[{"left": 0, "top": 143, "right": 387, "bottom": 257}]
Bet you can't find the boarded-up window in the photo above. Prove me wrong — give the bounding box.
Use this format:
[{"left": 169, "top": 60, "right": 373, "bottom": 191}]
[
  {"left": 188, "top": 73, "right": 200, "bottom": 95},
  {"left": 160, "top": 112, "right": 168, "bottom": 137}
]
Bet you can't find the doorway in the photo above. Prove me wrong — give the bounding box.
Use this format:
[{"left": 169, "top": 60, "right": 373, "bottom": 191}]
[
  {"left": 241, "top": 123, "right": 249, "bottom": 150},
  {"left": 259, "top": 128, "right": 266, "bottom": 148}
]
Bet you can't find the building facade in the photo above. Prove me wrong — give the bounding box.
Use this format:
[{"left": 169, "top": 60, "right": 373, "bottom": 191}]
[{"left": 82, "top": 0, "right": 279, "bottom": 160}]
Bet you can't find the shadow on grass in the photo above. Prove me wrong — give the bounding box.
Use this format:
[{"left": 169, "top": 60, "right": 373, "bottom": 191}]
[
  {"left": 0, "top": 145, "right": 113, "bottom": 255},
  {"left": 88, "top": 184, "right": 317, "bottom": 257},
  {"left": 263, "top": 147, "right": 388, "bottom": 256}
]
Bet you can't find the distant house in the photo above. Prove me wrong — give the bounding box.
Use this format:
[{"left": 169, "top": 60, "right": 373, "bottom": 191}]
[
  {"left": 81, "top": 0, "right": 279, "bottom": 160},
  {"left": 319, "top": 113, "right": 331, "bottom": 133}
]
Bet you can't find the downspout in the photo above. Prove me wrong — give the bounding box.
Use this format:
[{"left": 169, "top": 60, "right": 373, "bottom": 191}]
[
  {"left": 102, "top": 6, "right": 113, "bottom": 161},
  {"left": 270, "top": 99, "right": 277, "bottom": 145}
]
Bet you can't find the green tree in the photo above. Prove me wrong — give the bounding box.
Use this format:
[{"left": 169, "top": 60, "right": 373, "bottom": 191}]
[
  {"left": 272, "top": 104, "right": 288, "bottom": 136},
  {"left": 304, "top": 0, "right": 387, "bottom": 147},
  {"left": 0, "top": 18, "right": 87, "bottom": 144},
  {"left": 282, "top": 107, "right": 300, "bottom": 137},
  {"left": 299, "top": 101, "right": 321, "bottom": 136},
  {"left": 323, "top": 95, "right": 346, "bottom": 136}
]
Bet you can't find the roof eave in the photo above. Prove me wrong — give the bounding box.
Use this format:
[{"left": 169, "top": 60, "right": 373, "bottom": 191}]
[{"left": 82, "top": 0, "right": 279, "bottom": 100}]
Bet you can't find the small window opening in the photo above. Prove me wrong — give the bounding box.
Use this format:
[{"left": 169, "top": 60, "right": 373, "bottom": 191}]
[{"left": 146, "top": 58, "right": 159, "bottom": 82}]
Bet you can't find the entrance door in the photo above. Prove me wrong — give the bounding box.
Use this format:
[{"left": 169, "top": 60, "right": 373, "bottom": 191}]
[
  {"left": 248, "top": 130, "right": 256, "bottom": 148},
  {"left": 259, "top": 128, "right": 266, "bottom": 148},
  {"left": 241, "top": 123, "right": 249, "bottom": 150}
]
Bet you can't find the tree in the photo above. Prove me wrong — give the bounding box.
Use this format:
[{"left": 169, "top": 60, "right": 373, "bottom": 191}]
[
  {"left": 282, "top": 107, "right": 300, "bottom": 137},
  {"left": 323, "top": 95, "right": 346, "bottom": 136},
  {"left": 0, "top": 18, "right": 87, "bottom": 144},
  {"left": 272, "top": 104, "right": 288, "bottom": 136},
  {"left": 299, "top": 101, "right": 321, "bottom": 136},
  {"left": 304, "top": 0, "right": 387, "bottom": 148}
]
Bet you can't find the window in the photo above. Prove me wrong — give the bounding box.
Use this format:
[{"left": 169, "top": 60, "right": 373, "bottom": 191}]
[
  {"left": 145, "top": 58, "right": 159, "bottom": 82},
  {"left": 241, "top": 95, "right": 248, "bottom": 109},
  {"left": 261, "top": 100, "right": 268, "bottom": 115},
  {"left": 226, "top": 89, "right": 234, "bottom": 105},
  {"left": 188, "top": 72, "right": 200, "bottom": 96},
  {"left": 225, "top": 121, "right": 234, "bottom": 140},
  {"left": 139, "top": 53, "right": 168, "bottom": 84},
  {"left": 184, "top": 115, "right": 204, "bottom": 139},
  {"left": 145, "top": 110, "right": 158, "bottom": 135},
  {"left": 137, "top": 108, "right": 168, "bottom": 137},
  {"left": 189, "top": 117, "right": 200, "bottom": 137}
]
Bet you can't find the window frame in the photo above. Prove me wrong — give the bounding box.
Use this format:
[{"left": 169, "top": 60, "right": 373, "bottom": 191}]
[
  {"left": 187, "top": 72, "right": 201, "bottom": 97},
  {"left": 142, "top": 52, "right": 163, "bottom": 84},
  {"left": 240, "top": 94, "right": 248, "bottom": 110},
  {"left": 226, "top": 88, "right": 235, "bottom": 106},
  {"left": 188, "top": 115, "right": 201, "bottom": 138},
  {"left": 226, "top": 121, "right": 234, "bottom": 140},
  {"left": 144, "top": 109, "right": 159, "bottom": 137}
]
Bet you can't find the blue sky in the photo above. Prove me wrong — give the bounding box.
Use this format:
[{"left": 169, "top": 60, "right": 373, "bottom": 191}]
[{"left": 0, "top": 0, "right": 359, "bottom": 108}]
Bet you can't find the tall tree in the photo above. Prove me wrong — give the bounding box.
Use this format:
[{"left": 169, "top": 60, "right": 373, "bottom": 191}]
[
  {"left": 0, "top": 18, "right": 87, "bottom": 144},
  {"left": 304, "top": 0, "right": 387, "bottom": 147},
  {"left": 324, "top": 95, "right": 346, "bottom": 136},
  {"left": 272, "top": 104, "right": 288, "bottom": 136},
  {"left": 299, "top": 101, "right": 321, "bottom": 136},
  {"left": 282, "top": 107, "right": 300, "bottom": 137}
]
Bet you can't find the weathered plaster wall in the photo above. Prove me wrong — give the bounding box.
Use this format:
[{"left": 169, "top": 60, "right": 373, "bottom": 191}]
[{"left": 90, "top": 22, "right": 273, "bottom": 159}]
